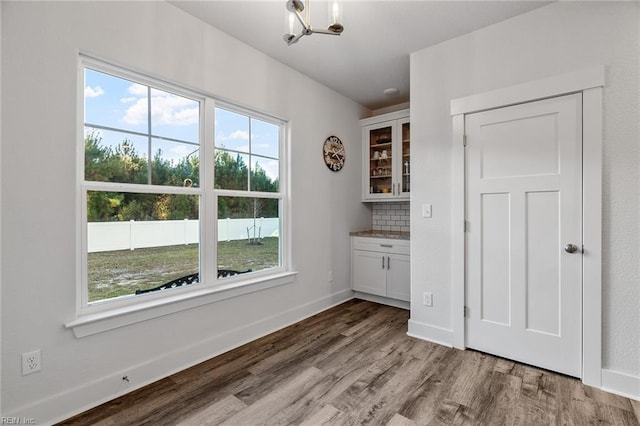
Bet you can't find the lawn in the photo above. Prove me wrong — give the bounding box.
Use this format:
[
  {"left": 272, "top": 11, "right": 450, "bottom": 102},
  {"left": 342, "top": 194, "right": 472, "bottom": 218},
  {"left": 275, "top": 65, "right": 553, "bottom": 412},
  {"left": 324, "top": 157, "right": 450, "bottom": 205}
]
[{"left": 87, "top": 237, "right": 279, "bottom": 302}]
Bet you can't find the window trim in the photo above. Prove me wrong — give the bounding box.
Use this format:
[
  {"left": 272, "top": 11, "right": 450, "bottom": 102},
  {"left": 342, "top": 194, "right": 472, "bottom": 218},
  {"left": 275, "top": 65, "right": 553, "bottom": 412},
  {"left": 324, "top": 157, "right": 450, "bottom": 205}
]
[
  {"left": 213, "top": 101, "right": 288, "bottom": 276},
  {"left": 73, "top": 55, "right": 292, "bottom": 326},
  {"left": 66, "top": 271, "right": 298, "bottom": 338},
  {"left": 79, "top": 57, "right": 207, "bottom": 312}
]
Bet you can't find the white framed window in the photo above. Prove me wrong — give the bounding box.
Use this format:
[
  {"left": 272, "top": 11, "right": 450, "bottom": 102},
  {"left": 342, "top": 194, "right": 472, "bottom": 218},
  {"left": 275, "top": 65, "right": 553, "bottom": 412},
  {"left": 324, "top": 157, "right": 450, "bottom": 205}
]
[
  {"left": 79, "top": 57, "right": 289, "bottom": 314},
  {"left": 214, "top": 105, "right": 284, "bottom": 278}
]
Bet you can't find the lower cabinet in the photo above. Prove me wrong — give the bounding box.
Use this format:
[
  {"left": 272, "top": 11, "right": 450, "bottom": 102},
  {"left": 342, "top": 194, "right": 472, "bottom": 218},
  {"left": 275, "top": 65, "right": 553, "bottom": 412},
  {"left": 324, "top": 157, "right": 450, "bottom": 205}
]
[{"left": 351, "top": 237, "right": 410, "bottom": 302}]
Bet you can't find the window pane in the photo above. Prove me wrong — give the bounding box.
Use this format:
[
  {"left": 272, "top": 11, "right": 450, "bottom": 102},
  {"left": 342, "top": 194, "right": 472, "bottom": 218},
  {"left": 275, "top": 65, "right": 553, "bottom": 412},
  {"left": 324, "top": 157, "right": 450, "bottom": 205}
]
[
  {"left": 85, "top": 68, "right": 148, "bottom": 134},
  {"left": 251, "top": 156, "right": 279, "bottom": 192},
  {"left": 151, "top": 138, "right": 200, "bottom": 187},
  {"left": 215, "top": 107, "right": 250, "bottom": 152},
  {"left": 251, "top": 118, "right": 279, "bottom": 159},
  {"left": 217, "top": 196, "right": 280, "bottom": 276},
  {"left": 84, "top": 127, "right": 149, "bottom": 184},
  {"left": 86, "top": 191, "right": 199, "bottom": 303},
  {"left": 150, "top": 88, "right": 199, "bottom": 144},
  {"left": 215, "top": 149, "right": 249, "bottom": 190}
]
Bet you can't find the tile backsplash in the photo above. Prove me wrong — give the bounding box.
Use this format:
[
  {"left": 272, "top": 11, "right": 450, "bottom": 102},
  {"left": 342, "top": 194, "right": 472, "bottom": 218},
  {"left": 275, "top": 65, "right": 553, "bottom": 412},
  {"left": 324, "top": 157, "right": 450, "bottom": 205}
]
[{"left": 371, "top": 202, "right": 410, "bottom": 232}]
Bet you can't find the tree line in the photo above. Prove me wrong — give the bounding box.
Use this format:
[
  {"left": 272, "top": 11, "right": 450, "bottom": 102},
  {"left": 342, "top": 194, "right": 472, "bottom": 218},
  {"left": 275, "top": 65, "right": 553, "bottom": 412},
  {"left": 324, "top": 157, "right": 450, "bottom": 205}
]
[{"left": 85, "top": 131, "right": 279, "bottom": 222}]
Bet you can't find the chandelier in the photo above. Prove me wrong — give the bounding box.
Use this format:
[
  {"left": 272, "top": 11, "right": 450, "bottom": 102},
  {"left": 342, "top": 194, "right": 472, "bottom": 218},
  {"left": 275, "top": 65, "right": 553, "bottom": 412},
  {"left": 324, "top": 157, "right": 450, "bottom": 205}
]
[{"left": 283, "top": 0, "right": 344, "bottom": 45}]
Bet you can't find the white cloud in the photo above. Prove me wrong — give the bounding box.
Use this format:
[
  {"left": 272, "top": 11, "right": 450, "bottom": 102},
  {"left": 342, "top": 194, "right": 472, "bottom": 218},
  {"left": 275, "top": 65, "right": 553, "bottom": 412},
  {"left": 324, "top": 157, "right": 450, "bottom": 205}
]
[
  {"left": 263, "top": 164, "right": 279, "bottom": 182},
  {"left": 128, "top": 83, "right": 147, "bottom": 96},
  {"left": 122, "top": 98, "right": 148, "bottom": 125},
  {"left": 121, "top": 85, "right": 199, "bottom": 127},
  {"left": 217, "top": 130, "right": 249, "bottom": 142},
  {"left": 84, "top": 85, "right": 104, "bottom": 98},
  {"left": 170, "top": 144, "right": 191, "bottom": 157},
  {"left": 151, "top": 95, "right": 199, "bottom": 126},
  {"left": 229, "top": 130, "right": 249, "bottom": 140}
]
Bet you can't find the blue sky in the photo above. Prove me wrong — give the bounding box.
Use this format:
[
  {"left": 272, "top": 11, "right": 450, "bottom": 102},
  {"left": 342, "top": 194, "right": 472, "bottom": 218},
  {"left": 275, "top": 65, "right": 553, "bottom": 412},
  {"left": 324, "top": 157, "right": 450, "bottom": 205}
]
[{"left": 84, "top": 68, "right": 280, "bottom": 181}]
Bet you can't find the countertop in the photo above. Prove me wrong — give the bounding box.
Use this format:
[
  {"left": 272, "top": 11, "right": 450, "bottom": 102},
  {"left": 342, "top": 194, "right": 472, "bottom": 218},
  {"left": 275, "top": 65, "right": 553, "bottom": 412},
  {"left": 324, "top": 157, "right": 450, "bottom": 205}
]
[{"left": 349, "top": 230, "right": 410, "bottom": 240}]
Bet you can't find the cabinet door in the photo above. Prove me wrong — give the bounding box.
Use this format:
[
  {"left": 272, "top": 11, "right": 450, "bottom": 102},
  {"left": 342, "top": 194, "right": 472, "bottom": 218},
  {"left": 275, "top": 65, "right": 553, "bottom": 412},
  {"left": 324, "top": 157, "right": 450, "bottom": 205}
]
[
  {"left": 364, "top": 121, "right": 395, "bottom": 200},
  {"left": 386, "top": 253, "right": 411, "bottom": 301},
  {"left": 352, "top": 250, "right": 387, "bottom": 296},
  {"left": 398, "top": 119, "right": 410, "bottom": 197}
]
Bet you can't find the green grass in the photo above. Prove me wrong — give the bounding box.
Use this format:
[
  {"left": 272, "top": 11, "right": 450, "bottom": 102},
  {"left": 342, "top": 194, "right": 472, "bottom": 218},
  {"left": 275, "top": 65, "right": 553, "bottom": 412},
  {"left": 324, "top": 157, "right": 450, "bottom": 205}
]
[
  {"left": 88, "top": 237, "right": 279, "bottom": 302},
  {"left": 216, "top": 237, "right": 280, "bottom": 271}
]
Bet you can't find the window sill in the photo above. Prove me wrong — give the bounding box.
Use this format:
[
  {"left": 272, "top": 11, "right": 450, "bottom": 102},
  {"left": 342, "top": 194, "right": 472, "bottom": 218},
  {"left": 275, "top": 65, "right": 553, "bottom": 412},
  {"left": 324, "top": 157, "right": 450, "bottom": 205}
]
[{"left": 65, "top": 271, "right": 298, "bottom": 338}]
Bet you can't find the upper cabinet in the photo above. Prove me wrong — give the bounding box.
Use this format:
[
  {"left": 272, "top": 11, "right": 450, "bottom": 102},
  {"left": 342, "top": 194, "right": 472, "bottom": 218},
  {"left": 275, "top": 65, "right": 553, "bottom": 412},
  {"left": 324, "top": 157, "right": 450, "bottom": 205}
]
[{"left": 360, "top": 109, "right": 410, "bottom": 202}]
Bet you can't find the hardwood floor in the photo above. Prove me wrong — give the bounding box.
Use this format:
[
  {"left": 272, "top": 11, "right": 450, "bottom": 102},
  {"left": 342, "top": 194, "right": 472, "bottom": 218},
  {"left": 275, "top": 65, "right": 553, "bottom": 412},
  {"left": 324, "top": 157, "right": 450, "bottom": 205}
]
[{"left": 59, "top": 300, "right": 640, "bottom": 425}]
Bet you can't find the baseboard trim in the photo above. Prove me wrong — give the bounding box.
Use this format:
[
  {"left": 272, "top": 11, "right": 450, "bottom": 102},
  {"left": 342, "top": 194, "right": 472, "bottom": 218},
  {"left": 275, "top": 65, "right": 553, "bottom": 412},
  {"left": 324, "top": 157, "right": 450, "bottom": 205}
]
[
  {"left": 601, "top": 369, "right": 640, "bottom": 401},
  {"left": 407, "top": 319, "right": 453, "bottom": 348},
  {"left": 353, "top": 292, "right": 409, "bottom": 310},
  {"left": 8, "top": 289, "right": 355, "bottom": 424}
]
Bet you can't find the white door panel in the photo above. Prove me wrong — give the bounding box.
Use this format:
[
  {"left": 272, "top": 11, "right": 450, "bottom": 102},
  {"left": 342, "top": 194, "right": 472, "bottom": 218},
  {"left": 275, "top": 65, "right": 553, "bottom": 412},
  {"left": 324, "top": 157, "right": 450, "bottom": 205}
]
[
  {"left": 386, "top": 254, "right": 410, "bottom": 301},
  {"left": 526, "top": 190, "right": 561, "bottom": 336},
  {"left": 353, "top": 250, "right": 386, "bottom": 296},
  {"left": 480, "top": 192, "right": 511, "bottom": 326},
  {"left": 466, "top": 93, "right": 582, "bottom": 377},
  {"left": 479, "top": 113, "right": 560, "bottom": 179}
]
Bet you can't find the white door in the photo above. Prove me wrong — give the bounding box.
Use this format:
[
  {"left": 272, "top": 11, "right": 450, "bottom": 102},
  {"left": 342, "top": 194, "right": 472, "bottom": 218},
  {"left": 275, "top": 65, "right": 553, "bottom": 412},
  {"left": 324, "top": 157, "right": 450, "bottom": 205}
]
[
  {"left": 465, "top": 93, "right": 583, "bottom": 377},
  {"left": 386, "top": 253, "right": 410, "bottom": 301},
  {"left": 353, "top": 250, "right": 387, "bottom": 296}
]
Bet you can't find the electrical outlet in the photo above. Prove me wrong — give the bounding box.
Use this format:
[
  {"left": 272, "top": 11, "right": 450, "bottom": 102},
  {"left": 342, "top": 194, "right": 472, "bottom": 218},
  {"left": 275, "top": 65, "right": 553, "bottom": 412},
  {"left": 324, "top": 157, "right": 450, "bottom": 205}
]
[
  {"left": 423, "top": 292, "right": 433, "bottom": 307},
  {"left": 22, "top": 350, "right": 41, "bottom": 375},
  {"left": 328, "top": 270, "right": 334, "bottom": 282}
]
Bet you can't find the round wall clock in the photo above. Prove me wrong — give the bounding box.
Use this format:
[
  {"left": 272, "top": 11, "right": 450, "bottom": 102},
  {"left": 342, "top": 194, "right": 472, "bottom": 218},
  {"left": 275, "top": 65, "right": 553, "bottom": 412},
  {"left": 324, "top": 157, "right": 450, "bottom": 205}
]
[{"left": 323, "top": 135, "right": 345, "bottom": 172}]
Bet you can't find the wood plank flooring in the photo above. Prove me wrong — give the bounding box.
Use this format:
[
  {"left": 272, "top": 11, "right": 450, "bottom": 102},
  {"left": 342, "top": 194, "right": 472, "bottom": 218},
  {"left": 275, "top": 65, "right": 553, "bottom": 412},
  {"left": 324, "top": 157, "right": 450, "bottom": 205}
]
[{"left": 59, "top": 300, "right": 640, "bottom": 425}]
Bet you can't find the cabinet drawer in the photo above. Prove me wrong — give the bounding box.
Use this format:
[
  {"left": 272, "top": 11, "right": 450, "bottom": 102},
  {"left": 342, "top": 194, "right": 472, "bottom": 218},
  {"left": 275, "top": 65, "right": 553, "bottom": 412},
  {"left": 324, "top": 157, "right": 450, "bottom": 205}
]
[{"left": 352, "top": 237, "right": 409, "bottom": 255}]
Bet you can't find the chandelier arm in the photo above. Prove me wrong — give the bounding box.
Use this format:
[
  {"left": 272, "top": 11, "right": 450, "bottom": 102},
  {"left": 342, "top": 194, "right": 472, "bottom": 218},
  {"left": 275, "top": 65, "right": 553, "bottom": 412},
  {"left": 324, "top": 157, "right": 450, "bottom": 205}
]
[
  {"left": 310, "top": 28, "right": 341, "bottom": 36},
  {"left": 286, "top": 32, "right": 305, "bottom": 46},
  {"left": 292, "top": 8, "right": 309, "bottom": 30}
]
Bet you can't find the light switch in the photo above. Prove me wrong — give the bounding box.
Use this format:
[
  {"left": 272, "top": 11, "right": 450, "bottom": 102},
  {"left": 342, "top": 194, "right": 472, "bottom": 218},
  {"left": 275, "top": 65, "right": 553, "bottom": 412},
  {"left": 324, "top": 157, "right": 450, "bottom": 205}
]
[
  {"left": 422, "top": 204, "right": 432, "bottom": 218},
  {"left": 423, "top": 292, "right": 433, "bottom": 307}
]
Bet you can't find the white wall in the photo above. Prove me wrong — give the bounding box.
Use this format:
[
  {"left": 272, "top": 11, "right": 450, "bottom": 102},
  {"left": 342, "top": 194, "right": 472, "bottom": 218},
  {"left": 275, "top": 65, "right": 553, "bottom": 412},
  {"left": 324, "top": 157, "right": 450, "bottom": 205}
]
[
  {"left": 410, "top": 1, "right": 639, "bottom": 397},
  {"left": 0, "top": 1, "right": 370, "bottom": 421}
]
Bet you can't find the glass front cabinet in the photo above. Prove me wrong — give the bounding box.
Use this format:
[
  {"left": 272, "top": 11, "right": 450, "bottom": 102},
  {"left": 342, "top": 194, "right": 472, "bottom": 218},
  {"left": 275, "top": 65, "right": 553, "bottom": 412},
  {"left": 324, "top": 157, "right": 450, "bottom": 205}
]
[{"left": 361, "top": 110, "right": 410, "bottom": 201}]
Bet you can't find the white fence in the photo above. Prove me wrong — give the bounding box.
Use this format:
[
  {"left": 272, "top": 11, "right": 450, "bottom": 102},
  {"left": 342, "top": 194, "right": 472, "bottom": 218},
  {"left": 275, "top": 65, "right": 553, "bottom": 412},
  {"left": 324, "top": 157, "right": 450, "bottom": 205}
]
[{"left": 88, "top": 218, "right": 279, "bottom": 253}]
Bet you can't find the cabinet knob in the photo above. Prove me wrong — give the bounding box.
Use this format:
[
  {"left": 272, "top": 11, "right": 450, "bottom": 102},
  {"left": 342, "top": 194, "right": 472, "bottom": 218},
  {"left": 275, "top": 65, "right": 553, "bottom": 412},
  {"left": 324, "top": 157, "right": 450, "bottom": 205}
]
[{"left": 564, "top": 243, "right": 580, "bottom": 253}]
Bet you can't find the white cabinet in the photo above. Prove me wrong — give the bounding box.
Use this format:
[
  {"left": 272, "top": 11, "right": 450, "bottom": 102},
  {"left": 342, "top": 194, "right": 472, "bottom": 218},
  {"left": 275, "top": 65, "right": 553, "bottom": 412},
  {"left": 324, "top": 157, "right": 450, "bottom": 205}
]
[
  {"left": 360, "top": 109, "right": 410, "bottom": 202},
  {"left": 352, "top": 250, "right": 387, "bottom": 296},
  {"left": 351, "top": 237, "right": 410, "bottom": 302}
]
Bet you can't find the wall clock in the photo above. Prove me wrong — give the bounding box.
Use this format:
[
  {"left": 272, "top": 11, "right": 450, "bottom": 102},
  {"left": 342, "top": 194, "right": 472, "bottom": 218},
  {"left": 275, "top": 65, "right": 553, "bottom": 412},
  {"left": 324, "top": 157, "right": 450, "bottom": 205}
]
[{"left": 323, "top": 135, "right": 345, "bottom": 172}]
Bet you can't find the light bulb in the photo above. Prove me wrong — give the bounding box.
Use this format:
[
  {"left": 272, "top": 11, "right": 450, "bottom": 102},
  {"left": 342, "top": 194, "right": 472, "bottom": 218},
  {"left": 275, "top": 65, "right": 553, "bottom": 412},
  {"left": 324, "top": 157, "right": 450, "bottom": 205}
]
[
  {"left": 327, "top": 0, "right": 343, "bottom": 34},
  {"left": 284, "top": 10, "right": 296, "bottom": 36}
]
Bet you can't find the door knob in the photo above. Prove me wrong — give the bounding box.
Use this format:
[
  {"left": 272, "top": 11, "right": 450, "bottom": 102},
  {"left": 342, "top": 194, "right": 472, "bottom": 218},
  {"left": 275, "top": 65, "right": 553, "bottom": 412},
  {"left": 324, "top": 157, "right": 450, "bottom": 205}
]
[{"left": 564, "top": 243, "right": 579, "bottom": 253}]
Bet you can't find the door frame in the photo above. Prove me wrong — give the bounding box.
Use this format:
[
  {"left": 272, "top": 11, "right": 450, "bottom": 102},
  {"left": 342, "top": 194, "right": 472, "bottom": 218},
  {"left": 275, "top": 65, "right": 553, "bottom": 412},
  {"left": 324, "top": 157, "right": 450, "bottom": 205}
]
[{"left": 449, "top": 67, "right": 604, "bottom": 387}]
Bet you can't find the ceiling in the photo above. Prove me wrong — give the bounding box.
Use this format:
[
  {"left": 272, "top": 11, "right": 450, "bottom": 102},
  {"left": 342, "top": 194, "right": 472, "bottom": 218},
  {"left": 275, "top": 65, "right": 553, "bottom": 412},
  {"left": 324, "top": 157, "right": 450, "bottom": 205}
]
[{"left": 171, "top": 1, "right": 550, "bottom": 110}]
